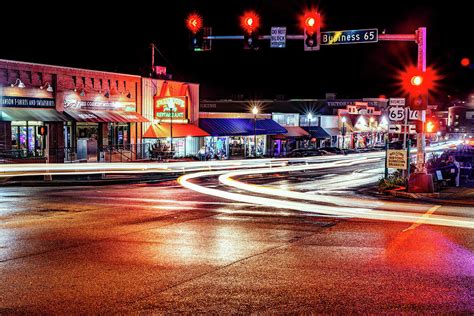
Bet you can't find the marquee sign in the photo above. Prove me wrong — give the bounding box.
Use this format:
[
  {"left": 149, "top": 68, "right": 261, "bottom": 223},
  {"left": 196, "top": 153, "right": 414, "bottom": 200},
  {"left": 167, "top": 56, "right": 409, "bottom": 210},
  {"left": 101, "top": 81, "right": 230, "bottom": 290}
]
[
  {"left": 0, "top": 96, "right": 55, "bottom": 108},
  {"left": 63, "top": 98, "right": 135, "bottom": 111},
  {"left": 153, "top": 96, "right": 187, "bottom": 120}
]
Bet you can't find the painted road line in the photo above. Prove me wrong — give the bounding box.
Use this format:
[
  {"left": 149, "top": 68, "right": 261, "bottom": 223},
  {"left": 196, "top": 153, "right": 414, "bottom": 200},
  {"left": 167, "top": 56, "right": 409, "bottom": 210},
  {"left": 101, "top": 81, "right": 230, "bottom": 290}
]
[{"left": 402, "top": 205, "right": 442, "bottom": 232}]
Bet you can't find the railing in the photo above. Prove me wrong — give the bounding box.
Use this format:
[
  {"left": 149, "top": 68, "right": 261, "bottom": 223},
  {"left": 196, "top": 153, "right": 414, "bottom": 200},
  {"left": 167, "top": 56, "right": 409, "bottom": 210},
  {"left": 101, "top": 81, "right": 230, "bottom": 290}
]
[
  {"left": 99, "top": 144, "right": 151, "bottom": 162},
  {"left": 0, "top": 149, "right": 47, "bottom": 162}
]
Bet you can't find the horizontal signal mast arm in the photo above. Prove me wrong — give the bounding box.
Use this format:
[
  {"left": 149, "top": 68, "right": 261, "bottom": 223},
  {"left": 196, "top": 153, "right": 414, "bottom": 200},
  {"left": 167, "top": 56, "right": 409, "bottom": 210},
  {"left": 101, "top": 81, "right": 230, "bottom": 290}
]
[{"left": 378, "top": 34, "right": 417, "bottom": 41}]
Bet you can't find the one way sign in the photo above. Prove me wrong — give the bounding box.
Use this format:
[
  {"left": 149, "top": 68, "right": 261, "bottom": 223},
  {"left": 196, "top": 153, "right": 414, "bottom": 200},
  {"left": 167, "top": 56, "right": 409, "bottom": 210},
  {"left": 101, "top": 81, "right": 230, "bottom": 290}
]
[{"left": 389, "top": 124, "right": 402, "bottom": 133}]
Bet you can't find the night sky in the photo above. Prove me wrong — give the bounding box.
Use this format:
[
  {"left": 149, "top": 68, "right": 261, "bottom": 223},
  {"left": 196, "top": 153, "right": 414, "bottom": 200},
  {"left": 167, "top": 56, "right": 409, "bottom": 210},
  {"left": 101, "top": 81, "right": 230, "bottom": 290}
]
[{"left": 2, "top": 1, "right": 472, "bottom": 102}]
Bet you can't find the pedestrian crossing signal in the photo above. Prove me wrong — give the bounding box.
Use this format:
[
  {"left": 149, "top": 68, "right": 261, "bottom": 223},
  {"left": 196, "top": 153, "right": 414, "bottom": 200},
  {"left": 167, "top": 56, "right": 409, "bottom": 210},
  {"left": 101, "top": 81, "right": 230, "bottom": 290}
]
[{"left": 38, "top": 126, "right": 48, "bottom": 136}]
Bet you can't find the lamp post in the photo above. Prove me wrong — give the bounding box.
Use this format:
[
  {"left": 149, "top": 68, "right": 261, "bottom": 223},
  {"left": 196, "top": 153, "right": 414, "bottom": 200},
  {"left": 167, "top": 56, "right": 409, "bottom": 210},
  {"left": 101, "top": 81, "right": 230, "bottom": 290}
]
[
  {"left": 341, "top": 117, "right": 347, "bottom": 149},
  {"left": 252, "top": 106, "right": 258, "bottom": 157},
  {"left": 169, "top": 106, "right": 173, "bottom": 158},
  {"left": 307, "top": 113, "right": 313, "bottom": 147},
  {"left": 369, "top": 117, "right": 375, "bottom": 147}
]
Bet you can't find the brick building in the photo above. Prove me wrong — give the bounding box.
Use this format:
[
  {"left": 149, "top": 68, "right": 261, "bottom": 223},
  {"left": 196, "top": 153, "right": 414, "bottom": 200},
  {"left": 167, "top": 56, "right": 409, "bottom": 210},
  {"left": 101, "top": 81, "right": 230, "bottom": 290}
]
[{"left": 0, "top": 59, "right": 146, "bottom": 162}]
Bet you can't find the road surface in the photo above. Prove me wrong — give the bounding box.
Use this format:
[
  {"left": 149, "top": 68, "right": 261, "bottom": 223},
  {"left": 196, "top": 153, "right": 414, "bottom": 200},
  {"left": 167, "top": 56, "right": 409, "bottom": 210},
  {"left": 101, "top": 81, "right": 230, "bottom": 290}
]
[{"left": 1, "top": 154, "right": 472, "bottom": 313}]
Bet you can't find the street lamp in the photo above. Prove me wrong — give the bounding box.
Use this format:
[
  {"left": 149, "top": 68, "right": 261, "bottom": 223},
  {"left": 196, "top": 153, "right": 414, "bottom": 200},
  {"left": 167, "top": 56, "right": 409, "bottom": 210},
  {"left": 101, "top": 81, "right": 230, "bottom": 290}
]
[
  {"left": 252, "top": 106, "right": 258, "bottom": 157},
  {"left": 369, "top": 117, "right": 375, "bottom": 147},
  {"left": 307, "top": 113, "right": 313, "bottom": 147},
  {"left": 341, "top": 117, "right": 347, "bottom": 149}
]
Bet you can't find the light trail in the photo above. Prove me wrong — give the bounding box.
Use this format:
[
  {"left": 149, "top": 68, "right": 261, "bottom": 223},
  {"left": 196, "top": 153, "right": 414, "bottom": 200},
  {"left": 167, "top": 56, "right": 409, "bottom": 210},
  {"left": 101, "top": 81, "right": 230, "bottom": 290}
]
[{"left": 179, "top": 155, "right": 474, "bottom": 230}]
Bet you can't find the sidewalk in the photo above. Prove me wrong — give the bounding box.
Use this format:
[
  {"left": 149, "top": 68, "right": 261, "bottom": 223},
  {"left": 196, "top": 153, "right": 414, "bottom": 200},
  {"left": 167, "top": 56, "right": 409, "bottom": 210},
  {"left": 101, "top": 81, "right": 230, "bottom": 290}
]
[{"left": 387, "top": 186, "right": 474, "bottom": 206}]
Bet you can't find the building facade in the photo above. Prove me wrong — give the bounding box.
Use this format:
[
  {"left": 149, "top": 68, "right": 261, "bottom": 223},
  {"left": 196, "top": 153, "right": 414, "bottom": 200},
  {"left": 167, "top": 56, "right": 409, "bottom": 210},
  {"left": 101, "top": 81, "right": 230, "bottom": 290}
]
[{"left": 0, "top": 59, "right": 145, "bottom": 163}]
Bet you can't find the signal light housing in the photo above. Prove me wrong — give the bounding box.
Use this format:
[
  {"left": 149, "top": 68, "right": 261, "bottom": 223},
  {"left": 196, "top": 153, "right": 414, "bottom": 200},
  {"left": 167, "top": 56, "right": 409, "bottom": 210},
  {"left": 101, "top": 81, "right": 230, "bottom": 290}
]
[{"left": 302, "top": 11, "right": 321, "bottom": 51}]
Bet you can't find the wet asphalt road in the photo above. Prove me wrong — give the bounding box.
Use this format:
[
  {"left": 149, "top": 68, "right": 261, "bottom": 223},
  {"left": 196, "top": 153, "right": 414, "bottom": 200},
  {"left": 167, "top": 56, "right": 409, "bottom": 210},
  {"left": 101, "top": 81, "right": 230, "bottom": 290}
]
[{"left": 0, "top": 162, "right": 473, "bottom": 314}]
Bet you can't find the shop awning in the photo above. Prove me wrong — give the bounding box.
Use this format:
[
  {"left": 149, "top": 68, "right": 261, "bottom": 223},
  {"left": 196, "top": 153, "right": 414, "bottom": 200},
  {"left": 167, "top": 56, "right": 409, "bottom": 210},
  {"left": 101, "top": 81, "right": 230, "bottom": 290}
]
[
  {"left": 324, "top": 128, "right": 341, "bottom": 137},
  {"left": 64, "top": 110, "right": 148, "bottom": 123},
  {"left": 274, "top": 126, "right": 310, "bottom": 139},
  {"left": 0, "top": 108, "right": 68, "bottom": 122},
  {"left": 308, "top": 126, "right": 331, "bottom": 138},
  {"left": 143, "top": 123, "right": 209, "bottom": 138},
  {"left": 199, "top": 118, "right": 287, "bottom": 136}
]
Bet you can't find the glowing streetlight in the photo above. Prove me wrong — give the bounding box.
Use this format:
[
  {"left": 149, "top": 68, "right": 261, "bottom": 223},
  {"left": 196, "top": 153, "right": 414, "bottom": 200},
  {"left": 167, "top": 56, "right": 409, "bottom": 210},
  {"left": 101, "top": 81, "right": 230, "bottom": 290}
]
[
  {"left": 341, "top": 117, "right": 347, "bottom": 149},
  {"left": 252, "top": 106, "right": 259, "bottom": 157}
]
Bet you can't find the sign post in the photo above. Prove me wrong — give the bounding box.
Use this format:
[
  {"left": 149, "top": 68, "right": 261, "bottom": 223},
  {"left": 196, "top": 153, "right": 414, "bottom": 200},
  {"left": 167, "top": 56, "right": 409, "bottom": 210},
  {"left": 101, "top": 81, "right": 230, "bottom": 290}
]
[{"left": 387, "top": 149, "right": 408, "bottom": 170}]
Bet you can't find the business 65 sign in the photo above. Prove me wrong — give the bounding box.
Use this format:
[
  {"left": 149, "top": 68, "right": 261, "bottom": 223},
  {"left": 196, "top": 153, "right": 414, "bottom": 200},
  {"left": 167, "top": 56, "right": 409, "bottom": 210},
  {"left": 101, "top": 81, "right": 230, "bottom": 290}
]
[{"left": 153, "top": 96, "right": 187, "bottom": 120}]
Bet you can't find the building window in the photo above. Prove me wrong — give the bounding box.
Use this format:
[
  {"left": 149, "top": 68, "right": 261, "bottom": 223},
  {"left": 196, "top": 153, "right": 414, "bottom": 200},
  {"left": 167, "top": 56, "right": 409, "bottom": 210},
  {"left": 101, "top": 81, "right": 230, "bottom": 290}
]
[{"left": 109, "top": 123, "right": 130, "bottom": 146}]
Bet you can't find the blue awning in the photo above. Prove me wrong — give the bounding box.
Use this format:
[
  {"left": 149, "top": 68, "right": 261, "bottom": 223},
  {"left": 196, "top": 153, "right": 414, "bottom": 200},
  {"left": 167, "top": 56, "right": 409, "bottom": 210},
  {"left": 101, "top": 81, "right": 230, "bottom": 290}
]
[
  {"left": 308, "top": 126, "right": 331, "bottom": 138},
  {"left": 199, "top": 118, "right": 287, "bottom": 136}
]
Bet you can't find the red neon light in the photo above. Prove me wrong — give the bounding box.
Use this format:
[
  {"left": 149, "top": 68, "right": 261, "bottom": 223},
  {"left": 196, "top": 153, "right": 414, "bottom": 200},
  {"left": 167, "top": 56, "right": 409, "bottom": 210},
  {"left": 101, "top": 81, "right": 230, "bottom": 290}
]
[
  {"left": 240, "top": 11, "right": 260, "bottom": 34},
  {"left": 461, "top": 57, "right": 470, "bottom": 67},
  {"left": 186, "top": 13, "right": 203, "bottom": 34}
]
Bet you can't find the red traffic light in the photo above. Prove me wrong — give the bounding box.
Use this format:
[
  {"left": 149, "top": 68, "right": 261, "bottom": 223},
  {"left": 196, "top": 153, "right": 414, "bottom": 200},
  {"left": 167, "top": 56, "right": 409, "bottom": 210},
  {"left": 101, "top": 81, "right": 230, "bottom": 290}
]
[
  {"left": 186, "top": 13, "right": 203, "bottom": 34},
  {"left": 240, "top": 11, "right": 260, "bottom": 34},
  {"left": 461, "top": 57, "right": 470, "bottom": 67},
  {"left": 397, "top": 65, "right": 440, "bottom": 96},
  {"left": 426, "top": 121, "right": 436, "bottom": 133},
  {"left": 301, "top": 11, "right": 321, "bottom": 35},
  {"left": 411, "top": 75, "right": 423, "bottom": 86}
]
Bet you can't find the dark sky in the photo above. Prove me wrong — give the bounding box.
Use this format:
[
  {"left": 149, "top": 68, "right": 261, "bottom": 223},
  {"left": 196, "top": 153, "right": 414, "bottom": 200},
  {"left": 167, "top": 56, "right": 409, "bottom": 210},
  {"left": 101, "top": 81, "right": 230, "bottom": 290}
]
[{"left": 1, "top": 0, "right": 472, "bottom": 101}]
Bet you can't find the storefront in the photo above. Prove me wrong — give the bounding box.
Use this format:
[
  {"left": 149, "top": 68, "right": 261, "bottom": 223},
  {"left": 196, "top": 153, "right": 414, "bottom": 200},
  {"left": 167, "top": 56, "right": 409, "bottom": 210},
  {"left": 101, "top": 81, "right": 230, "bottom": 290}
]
[
  {"left": 199, "top": 117, "right": 287, "bottom": 158},
  {"left": 0, "top": 85, "right": 67, "bottom": 162},
  {"left": 61, "top": 94, "right": 147, "bottom": 162},
  {"left": 141, "top": 79, "right": 205, "bottom": 158}
]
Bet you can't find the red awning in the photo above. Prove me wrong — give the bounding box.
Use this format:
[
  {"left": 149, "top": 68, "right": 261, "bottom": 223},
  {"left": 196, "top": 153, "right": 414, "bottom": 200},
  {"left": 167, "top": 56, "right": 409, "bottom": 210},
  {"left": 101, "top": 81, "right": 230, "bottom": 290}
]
[
  {"left": 143, "top": 123, "right": 210, "bottom": 138},
  {"left": 273, "top": 126, "right": 310, "bottom": 139},
  {"left": 65, "top": 110, "right": 148, "bottom": 123}
]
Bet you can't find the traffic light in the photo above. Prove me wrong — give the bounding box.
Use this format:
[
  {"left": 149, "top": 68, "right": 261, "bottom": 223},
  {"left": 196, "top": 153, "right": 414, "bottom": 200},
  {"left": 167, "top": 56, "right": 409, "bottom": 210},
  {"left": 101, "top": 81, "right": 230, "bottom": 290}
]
[
  {"left": 244, "top": 33, "right": 259, "bottom": 50},
  {"left": 37, "top": 126, "right": 48, "bottom": 136},
  {"left": 303, "top": 11, "right": 320, "bottom": 51},
  {"left": 409, "top": 74, "right": 427, "bottom": 110},
  {"left": 190, "top": 30, "right": 203, "bottom": 51},
  {"left": 186, "top": 13, "right": 207, "bottom": 51},
  {"left": 240, "top": 11, "right": 260, "bottom": 50},
  {"left": 425, "top": 120, "right": 437, "bottom": 133},
  {"left": 410, "top": 92, "right": 428, "bottom": 110}
]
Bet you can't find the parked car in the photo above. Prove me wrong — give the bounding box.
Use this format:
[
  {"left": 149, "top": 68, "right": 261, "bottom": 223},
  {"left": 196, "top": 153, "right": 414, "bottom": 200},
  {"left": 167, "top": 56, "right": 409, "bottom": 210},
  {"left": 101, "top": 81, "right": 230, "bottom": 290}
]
[
  {"left": 288, "top": 148, "right": 322, "bottom": 157},
  {"left": 320, "top": 147, "right": 346, "bottom": 155}
]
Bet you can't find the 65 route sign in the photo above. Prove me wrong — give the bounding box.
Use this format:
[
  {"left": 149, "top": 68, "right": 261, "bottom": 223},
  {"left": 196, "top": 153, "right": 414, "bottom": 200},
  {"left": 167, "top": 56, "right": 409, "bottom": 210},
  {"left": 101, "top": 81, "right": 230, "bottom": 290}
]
[
  {"left": 389, "top": 107, "right": 405, "bottom": 121},
  {"left": 321, "top": 28, "right": 378, "bottom": 45}
]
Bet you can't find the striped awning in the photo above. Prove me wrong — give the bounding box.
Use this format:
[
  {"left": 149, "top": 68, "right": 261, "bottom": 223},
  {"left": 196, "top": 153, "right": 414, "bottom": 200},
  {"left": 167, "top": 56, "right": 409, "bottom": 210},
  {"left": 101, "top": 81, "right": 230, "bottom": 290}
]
[
  {"left": 65, "top": 110, "right": 148, "bottom": 123},
  {"left": 0, "top": 108, "right": 68, "bottom": 122}
]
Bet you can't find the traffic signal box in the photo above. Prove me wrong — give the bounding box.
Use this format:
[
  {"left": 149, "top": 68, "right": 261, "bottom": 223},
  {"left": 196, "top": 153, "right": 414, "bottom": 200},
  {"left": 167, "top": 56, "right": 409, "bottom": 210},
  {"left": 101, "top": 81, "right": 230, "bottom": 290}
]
[{"left": 303, "top": 12, "right": 321, "bottom": 51}]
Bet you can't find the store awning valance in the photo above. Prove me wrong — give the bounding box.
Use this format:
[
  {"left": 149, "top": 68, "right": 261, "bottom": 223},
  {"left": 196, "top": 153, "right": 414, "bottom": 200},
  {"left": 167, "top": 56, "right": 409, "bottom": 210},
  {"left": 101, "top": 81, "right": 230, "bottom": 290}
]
[
  {"left": 308, "top": 126, "right": 331, "bottom": 138},
  {"left": 324, "top": 128, "right": 341, "bottom": 137},
  {"left": 143, "top": 123, "right": 209, "bottom": 138},
  {"left": 0, "top": 108, "right": 68, "bottom": 122},
  {"left": 274, "top": 126, "right": 310, "bottom": 139},
  {"left": 199, "top": 118, "right": 287, "bottom": 136},
  {"left": 64, "top": 110, "right": 148, "bottom": 123}
]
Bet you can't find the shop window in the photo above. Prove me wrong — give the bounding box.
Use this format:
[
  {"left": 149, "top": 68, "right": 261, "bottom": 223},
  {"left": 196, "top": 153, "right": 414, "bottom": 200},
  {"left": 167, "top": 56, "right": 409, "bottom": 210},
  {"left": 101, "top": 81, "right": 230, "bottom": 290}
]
[
  {"left": 109, "top": 123, "right": 130, "bottom": 146},
  {"left": 11, "top": 121, "right": 45, "bottom": 154}
]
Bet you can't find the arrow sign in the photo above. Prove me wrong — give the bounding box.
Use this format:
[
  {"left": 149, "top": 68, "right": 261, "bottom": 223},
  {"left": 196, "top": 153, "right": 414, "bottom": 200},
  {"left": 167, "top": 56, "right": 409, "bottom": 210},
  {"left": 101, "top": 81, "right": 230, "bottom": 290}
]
[
  {"left": 408, "top": 124, "right": 417, "bottom": 134},
  {"left": 389, "top": 124, "right": 402, "bottom": 133}
]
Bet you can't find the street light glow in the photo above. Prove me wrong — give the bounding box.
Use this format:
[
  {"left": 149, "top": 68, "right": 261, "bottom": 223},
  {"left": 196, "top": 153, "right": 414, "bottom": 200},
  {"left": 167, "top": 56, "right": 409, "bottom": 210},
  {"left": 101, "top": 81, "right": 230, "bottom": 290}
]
[
  {"left": 252, "top": 106, "right": 259, "bottom": 115},
  {"left": 341, "top": 116, "right": 347, "bottom": 123}
]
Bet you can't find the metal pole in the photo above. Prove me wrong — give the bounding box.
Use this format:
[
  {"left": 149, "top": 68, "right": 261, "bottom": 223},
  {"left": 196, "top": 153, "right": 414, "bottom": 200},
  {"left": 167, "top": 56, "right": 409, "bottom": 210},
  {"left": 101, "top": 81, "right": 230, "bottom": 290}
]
[
  {"left": 254, "top": 115, "right": 257, "bottom": 157},
  {"left": 170, "top": 108, "right": 173, "bottom": 158},
  {"left": 341, "top": 123, "right": 345, "bottom": 149},
  {"left": 385, "top": 137, "right": 389, "bottom": 179},
  {"left": 416, "top": 27, "right": 427, "bottom": 173},
  {"left": 151, "top": 43, "right": 155, "bottom": 75}
]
